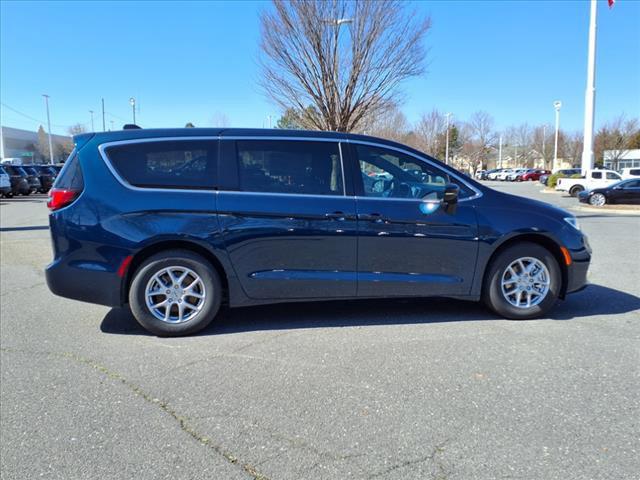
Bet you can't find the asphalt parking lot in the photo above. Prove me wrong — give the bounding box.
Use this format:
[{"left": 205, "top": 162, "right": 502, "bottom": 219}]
[{"left": 1, "top": 183, "right": 639, "bottom": 480}]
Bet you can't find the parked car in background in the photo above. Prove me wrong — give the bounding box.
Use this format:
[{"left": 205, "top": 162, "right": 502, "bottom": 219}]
[
  {"left": 21, "top": 166, "right": 43, "bottom": 193},
  {"left": 32, "top": 165, "right": 58, "bottom": 192},
  {"left": 578, "top": 179, "right": 640, "bottom": 206},
  {"left": 539, "top": 168, "right": 581, "bottom": 186},
  {"left": 474, "top": 170, "right": 486, "bottom": 180},
  {"left": 520, "top": 169, "right": 551, "bottom": 182},
  {"left": 3, "top": 165, "right": 30, "bottom": 196},
  {"left": 0, "top": 166, "right": 11, "bottom": 197},
  {"left": 506, "top": 168, "right": 528, "bottom": 181},
  {"left": 556, "top": 169, "right": 622, "bottom": 197},
  {"left": 620, "top": 167, "right": 640, "bottom": 179},
  {"left": 45, "top": 128, "right": 591, "bottom": 336},
  {"left": 496, "top": 169, "right": 515, "bottom": 181},
  {"left": 487, "top": 169, "right": 504, "bottom": 180}
]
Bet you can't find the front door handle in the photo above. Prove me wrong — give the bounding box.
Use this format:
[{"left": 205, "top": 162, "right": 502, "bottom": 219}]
[{"left": 358, "top": 213, "right": 386, "bottom": 223}]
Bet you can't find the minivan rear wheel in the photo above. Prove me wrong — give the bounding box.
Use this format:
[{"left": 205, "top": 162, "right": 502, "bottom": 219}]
[
  {"left": 129, "top": 250, "right": 222, "bottom": 336},
  {"left": 482, "top": 242, "right": 561, "bottom": 320}
]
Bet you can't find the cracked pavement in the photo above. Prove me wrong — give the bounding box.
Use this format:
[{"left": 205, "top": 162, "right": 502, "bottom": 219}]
[{"left": 1, "top": 185, "right": 639, "bottom": 479}]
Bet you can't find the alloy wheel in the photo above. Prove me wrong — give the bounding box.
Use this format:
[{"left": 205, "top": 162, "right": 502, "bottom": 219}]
[
  {"left": 500, "top": 257, "right": 551, "bottom": 309},
  {"left": 145, "top": 266, "right": 206, "bottom": 323},
  {"left": 589, "top": 193, "right": 606, "bottom": 207}
]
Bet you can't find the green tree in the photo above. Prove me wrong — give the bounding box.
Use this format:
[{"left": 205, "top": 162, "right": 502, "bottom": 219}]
[
  {"left": 36, "top": 125, "right": 50, "bottom": 161},
  {"left": 185, "top": 122, "right": 195, "bottom": 128}
]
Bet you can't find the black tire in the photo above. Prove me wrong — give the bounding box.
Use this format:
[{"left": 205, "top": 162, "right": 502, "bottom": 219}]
[
  {"left": 569, "top": 185, "right": 584, "bottom": 197},
  {"left": 482, "top": 242, "right": 561, "bottom": 320},
  {"left": 129, "top": 249, "right": 222, "bottom": 336}
]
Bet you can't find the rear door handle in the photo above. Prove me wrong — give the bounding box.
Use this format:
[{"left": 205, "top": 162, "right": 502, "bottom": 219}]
[
  {"left": 358, "top": 213, "right": 386, "bottom": 223},
  {"left": 325, "top": 211, "right": 346, "bottom": 221}
]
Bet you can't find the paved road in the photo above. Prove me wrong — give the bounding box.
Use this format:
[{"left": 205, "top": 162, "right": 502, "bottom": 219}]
[{"left": 1, "top": 184, "right": 639, "bottom": 480}]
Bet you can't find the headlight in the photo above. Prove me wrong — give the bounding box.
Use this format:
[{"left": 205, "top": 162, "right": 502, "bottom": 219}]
[{"left": 564, "top": 216, "right": 580, "bottom": 231}]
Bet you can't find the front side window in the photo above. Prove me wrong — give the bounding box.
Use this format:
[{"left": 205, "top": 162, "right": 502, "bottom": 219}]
[
  {"left": 592, "top": 172, "right": 602, "bottom": 179},
  {"left": 606, "top": 172, "right": 621, "bottom": 180},
  {"left": 354, "top": 144, "right": 472, "bottom": 200},
  {"left": 622, "top": 180, "right": 640, "bottom": 189},
  {"left": 236, "top": 140, "right": 343, "bottom": 196},
  {"left": 105, "top": 140, "right": 217, "bottom": 189}
]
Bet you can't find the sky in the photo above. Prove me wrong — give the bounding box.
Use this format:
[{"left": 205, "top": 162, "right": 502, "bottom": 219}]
[{"left": 1, "top": 0, "right": 639, "bottom": 136}]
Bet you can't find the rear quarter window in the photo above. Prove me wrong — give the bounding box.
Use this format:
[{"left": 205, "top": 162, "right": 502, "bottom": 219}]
[
  {"left": 54, "top": 150, "right": 84, "bottom": 190},
  {"left": 104, "top": 140, "right": 217, "bottom": 189}
]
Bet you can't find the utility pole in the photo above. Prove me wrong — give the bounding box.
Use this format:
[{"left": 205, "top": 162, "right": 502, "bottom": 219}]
[
  {"left": 553, "top": 100, "right": 562, "bottom": 172},
  {"left": 498, "top": 134, "right": 502, "bottom": 169},
  {"left": 42, "top": 94, "right": 54, "bottom": 164},
  {"left": 89, "top": 110, "right": 95, "bottom": 131},
  {"left": 110, "top": 120, "right": 115, "bottom": 131},
  {"left": 101, "top": 98, "right": 106, "bottom": 131},
  {"left": 581, "top": 0, "right": 597, "bottom": 175},
  {"left": 542, "top": 124, "right": 547, "bottom": 169},
  {"left": 445, "top": 112, "right": 452, "bottom": 165},
  {"left": 129, "top": 97, "right": 136, "bottom": 124},
  {"left": 0, "top": 124, "right": 5, "bottom": 160},
  {"left": 514, "top": 144, "right": 518, "bottom": 167}
]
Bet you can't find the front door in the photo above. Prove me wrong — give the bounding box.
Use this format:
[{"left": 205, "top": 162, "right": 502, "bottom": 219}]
[
  {"left": 217, "top": 139, "right": 358, "bottom": 299},
  {"left": 350, "top": 143, "right": 479, "bottom": 297}
]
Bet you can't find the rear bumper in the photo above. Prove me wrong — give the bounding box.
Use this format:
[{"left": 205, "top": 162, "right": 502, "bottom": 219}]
[{"left": 45, "top": 257, "right": 123, "bottom": 307}]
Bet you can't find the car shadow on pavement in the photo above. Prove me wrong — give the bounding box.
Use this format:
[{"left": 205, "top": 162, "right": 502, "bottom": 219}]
[{"left": 100, "top": 284, "right": 640, "bottom": 337}]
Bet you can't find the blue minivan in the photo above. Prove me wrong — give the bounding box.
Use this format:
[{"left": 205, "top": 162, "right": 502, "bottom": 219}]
[{"left": 46, "top": 128, "right": 591, "bottom": 336}]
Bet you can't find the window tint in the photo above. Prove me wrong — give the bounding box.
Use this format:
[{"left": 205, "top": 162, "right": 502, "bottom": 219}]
[
  {"left": 354, "top": 144, "right": 473, "bottom": 200},
  {"left": 105, "top": 140, "right": 217, "bottom": 189},
  {"left": 630, "top": 169, "right": 640, "bottom": 175},
  {"left": 236, "top": 140, "right": 343, "bottom": 195},
  {"left": 592, "top": 172, "right": 602, "bottom": 179},
  {"left": 622, "top": 180, "right": 640, "bottom": 188},
  {"left": 53, "top": 150, "right": 84, "bottom": 190},
  {"left": 606, "top": 172, "right": 620, "bottom": 180}
]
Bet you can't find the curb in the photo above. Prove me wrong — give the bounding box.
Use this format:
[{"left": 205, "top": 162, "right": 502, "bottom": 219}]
[
  {"left": 539, "top": 189, "right": 563, "bottom": 195},
  {"left": 570, "top": 205, "right": 640, "bottom": 216}
]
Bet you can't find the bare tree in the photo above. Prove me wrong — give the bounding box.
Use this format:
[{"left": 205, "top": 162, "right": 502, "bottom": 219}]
[
  {"left": 531, "top": 125, "right": 554, "bottom": 169},
  {"left": 259, "top": 0, "right": 431, "bottom": 132},
  {"left": 360, "top": 103, "right": 410, "bottom": 143},
  {"left": 67, "top": 123, "right": 87, "bottom": 136},
  {"left": 413, "top": 109, "right": 444, "bottom": 157},
  {"left": 211, "top": 112, "right": 230, "bottom": 127},
  {"left": 594, "top": 115, "right": 639, "bottom": 168},
  {"left": 463, "top": 111, "right": 497, "bottom": 171}
]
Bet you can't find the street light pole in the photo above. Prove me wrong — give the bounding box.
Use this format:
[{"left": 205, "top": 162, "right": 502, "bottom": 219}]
[
  {"left": 101, "top": 98, "right": 106, "bottom": 131},
  {"left": 42, "top": 94, "right": 54, "bottom": 164},
  {"left": 445, "top": 112, "right": 452, "bottom": 165},
  {"left": 581, "top": 0, "right": 598, "bottom": 175},
  {"left": 129, "top": 97, "right": 136, "bottom": 124},
  {"left": 542, "top": 124, "right": 547, "bottom": 169},
  {"left": 498, "top": 134, "right": 503, "bottom": 169},
  {"left": 89, "top": 110, "right": 94, "bottom": 131},
  {"left": 553, "top": 100, "right": 562, "bottom": 172}
]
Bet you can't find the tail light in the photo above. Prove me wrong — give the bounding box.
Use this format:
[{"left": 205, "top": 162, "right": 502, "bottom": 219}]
[{"left": 47, "top": 188, "right": 81, "bottom": 211}]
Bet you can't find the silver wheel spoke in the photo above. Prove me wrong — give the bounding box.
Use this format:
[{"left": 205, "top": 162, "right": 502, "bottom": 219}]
[
  {"left": 500, "top": 257, "right": 551, "bottom": 309},
  {"left": 145, "top": 266, "right": 207, "bottom": 324}
]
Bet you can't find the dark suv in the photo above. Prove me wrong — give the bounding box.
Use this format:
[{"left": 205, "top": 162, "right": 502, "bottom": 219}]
[{"left": 46, "top": 129, "right": 591, "bottom": 336}]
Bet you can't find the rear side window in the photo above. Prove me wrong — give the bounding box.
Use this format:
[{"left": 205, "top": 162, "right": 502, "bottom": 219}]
[
  {"left": 105, "top": 140, "right": 217, "bottom": 189},
  {"left": 630, "top": 169, "right": 640, "bottom": 176},
  {"left": 592, "top": 172, "right": 602, "bottom": 179},
  {"left": 236, "top": 140, "right": 343, "bottom": 196},
  {"left": 54, "top": 150, "right": 84, "bottom": 190}
]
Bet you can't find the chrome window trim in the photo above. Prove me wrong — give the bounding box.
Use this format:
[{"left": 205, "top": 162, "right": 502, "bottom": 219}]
[
  {"left": 98, "top": 137, "right": 219, "bottom": 194},
  {"left": 98, "top": 134, "right": 482, "bottom": 201},
  {"left": 216, "top": 190, "right": 350, "bottom": 200}
]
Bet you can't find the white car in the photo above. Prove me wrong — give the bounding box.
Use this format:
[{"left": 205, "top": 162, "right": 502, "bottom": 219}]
[
  {"left": 556, "top": 169, "right": 623, "bottom": 197},
  {"left": 621, "top": 167, "right": 640, "bottom": 179},
  {"left": 506, "top": 168, "right": 528, "bottom": 181},
  {"left": 475, "top": 170, "right": 486, "bottom": 180},
  {"left": 496, "top": 169, "right": 514, "bottom": 181}
]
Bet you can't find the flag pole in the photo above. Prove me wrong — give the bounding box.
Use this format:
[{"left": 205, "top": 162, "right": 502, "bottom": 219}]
[{"left": 581, "top": 0, "right": 598, "bottom": 174}]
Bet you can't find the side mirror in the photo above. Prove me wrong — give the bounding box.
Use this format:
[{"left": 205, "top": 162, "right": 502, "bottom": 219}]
[{"left": 442, "top": 183, "right": 459, "bottom": 214}]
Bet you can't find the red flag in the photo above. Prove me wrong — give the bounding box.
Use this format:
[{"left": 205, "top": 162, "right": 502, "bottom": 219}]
[{"left": 608, "top": 0, "right": 615, "bottom": 8}]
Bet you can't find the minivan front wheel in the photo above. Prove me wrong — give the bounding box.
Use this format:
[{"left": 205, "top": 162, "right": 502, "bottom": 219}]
[
  {"left": 483, "top": 242, "right": 561, "bottom": 319},
  {"left": 129, "top": 250, "right": 222, "bottom": 336}
]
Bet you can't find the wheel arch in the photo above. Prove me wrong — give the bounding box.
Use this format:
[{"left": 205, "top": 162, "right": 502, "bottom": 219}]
[
  {"left": 482, "top": 233, "right": 569, "bottom": 299},
  {"left": 122, "top": 239, "right": 231, "bottom": 305}
]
